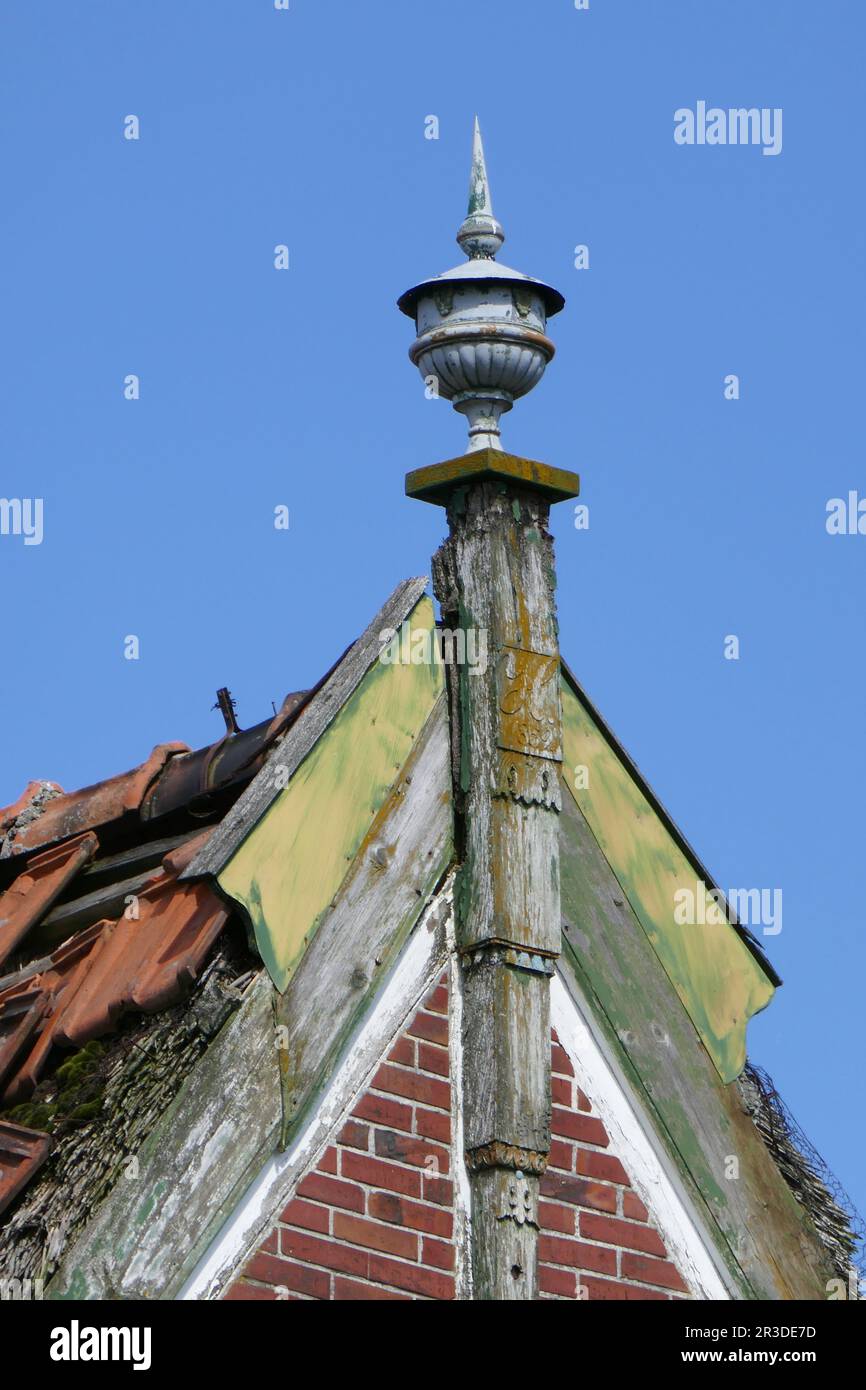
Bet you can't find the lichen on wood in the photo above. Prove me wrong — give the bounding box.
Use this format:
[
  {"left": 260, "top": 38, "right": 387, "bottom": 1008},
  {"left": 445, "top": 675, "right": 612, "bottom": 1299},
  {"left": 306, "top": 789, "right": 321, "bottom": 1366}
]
[{"left": 0, "top": 951, "right": 250, "bottom": 1286}]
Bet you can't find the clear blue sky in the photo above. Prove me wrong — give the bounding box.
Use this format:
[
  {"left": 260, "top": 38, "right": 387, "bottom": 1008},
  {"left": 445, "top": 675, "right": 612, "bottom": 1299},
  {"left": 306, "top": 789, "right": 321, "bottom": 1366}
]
[{"left": 1, "top": 3, "right": 863, "bottom": 1243}]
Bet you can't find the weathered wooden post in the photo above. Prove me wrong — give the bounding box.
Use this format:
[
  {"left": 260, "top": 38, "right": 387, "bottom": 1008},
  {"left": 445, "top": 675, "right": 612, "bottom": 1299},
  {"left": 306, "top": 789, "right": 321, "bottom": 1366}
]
[{"left": 399, "top": 121, "right": 579, "bottom": 1298}]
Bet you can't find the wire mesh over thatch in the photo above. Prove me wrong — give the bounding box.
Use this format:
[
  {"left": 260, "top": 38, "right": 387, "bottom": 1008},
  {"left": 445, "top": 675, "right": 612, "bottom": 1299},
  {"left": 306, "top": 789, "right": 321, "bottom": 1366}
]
[{"left": 740, "top": 1061, "right": 864, "bottom": 1292}]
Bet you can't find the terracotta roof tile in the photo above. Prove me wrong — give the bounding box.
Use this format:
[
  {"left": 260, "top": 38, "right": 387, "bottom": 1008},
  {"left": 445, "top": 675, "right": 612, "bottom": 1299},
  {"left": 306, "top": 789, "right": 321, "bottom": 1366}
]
[
  {"left": 0, "top": 987, "right": 50, "bottom": 1094},
  {"left": 2, "top": 744, "right": 189, "bottom": 858},
  {"left": 0, "top": 781, "right": 63, "bottom": 846},
  {"left": 0, "top": 1120, "right": 51, "bottom": 1218},
  {"left": 0, "top": 831, "right": 98, "bottom": 968},
  {"left": 54, "top": 874, "right": 229, "bottom": 1046},
  {"left": 0, "top": 875, "right": 227, "bottom": 1109},
  {"left": 0, "top": 687, "right": 308, "bottom": 1209},
  {"left": 0, "top": 924, "right": 106, "bottom": 1103}
]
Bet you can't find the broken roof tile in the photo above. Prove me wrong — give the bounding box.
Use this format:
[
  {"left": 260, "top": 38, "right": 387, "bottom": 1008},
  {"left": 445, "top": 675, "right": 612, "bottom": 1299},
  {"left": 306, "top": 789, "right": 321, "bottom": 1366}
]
[
  {"left": 0, "top": 856, "right": 228, "bottom": 1106},
  {"left": 54, "top": 874, "right": 229, "bottom": 1046},
  {"left": 0, "top": 781, "right": 63, "bottom": 854},
  {"left": 0, "top": 987, "right": 50, "bottom": 1093},
  {"left": 2, "top": 744, "right": 189, "bottom": 858},
  {"left": 0, "top": 831, "right": 98, "bottom": 969},
  {"left": 0, "top": 925, "right": 108, "bottom": 1105},
  {"left": 0, "top": 1120, "right": 51, "bottom": 1218}
]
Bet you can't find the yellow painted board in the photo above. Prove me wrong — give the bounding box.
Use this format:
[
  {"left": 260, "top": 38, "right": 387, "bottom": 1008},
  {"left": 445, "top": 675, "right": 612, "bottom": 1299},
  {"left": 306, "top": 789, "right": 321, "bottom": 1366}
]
[
  {"left": 219, "top": 597, "right": 444, "bottom": 992},
  {"left": 560, "top": 677, "right": 774, "bottom": 1082}
]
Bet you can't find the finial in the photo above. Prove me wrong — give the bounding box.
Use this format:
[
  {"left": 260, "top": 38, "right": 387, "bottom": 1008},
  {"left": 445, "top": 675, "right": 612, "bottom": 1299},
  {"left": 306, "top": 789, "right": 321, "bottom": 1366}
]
[
  {"left": 456, "top": 117, "right": 505, "bottom": 260},
  {"left": 398, "top": 119, "right": 565, "bottom": 456}
]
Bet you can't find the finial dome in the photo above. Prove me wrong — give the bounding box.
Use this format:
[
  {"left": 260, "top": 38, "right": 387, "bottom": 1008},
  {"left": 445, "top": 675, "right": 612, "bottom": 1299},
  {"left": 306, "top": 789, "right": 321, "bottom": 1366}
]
[{"left": 456, "top": 117, "right": 505, "bottom": 259}]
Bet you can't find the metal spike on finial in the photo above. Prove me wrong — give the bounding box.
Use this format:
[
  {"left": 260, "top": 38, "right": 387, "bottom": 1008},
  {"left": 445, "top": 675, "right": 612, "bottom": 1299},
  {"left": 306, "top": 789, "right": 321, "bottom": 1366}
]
[{"left": 457, "top": 117, "right": 505, "bottom": 260}]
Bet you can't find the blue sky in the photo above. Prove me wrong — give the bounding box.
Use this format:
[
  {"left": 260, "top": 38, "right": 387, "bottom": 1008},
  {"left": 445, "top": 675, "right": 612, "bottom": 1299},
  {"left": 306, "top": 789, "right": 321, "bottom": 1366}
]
[{"left": 1, "top": 3, "right": 863, "bottom": 1242}]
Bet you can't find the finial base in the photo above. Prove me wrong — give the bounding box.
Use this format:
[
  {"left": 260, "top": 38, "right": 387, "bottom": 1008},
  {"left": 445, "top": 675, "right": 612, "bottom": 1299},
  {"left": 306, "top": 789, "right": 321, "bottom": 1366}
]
[
  {"left": 452, "top": 391, "right": 511, "bottom": 453},
  {"left": 405, "top": 449, "right": 580, "bottom": 507}
]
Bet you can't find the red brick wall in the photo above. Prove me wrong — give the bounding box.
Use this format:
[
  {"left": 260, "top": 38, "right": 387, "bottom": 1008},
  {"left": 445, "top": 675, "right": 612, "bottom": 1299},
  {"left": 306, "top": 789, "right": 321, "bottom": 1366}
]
[
  {"left": 226, "top": 972, "right": 456, "bottom": 1301},
  {"left": 225, "top": 988, "right": 692, "bottom": 1301},
  {"left": 539, "top": 1030, "right": 690, "bottom": 1300}
]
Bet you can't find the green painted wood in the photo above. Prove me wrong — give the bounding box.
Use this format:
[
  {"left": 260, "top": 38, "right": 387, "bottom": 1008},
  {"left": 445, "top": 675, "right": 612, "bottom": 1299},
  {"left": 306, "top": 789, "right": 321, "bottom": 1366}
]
[
  {"left": 219, "top": 596, "right": 444, "bottom": 992},
  {"left": 560, "top": 676, "right": 774, "bottom": 1083},
  {"left": 558, "top": 776, "right": 835, "bottom": 1300},
  {"left": 274, "top": 695, "right": 454, "bottom": 1147}
]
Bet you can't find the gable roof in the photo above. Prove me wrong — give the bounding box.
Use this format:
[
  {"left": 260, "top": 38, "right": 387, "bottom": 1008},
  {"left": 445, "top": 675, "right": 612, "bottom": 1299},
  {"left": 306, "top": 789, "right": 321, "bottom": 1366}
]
[{"left": 0, "top": 576, "right": 859, "bottom": 1297}]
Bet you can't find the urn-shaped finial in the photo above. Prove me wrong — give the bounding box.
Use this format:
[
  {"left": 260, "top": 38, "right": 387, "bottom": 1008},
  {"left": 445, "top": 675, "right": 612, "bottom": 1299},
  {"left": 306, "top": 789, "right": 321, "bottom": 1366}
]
[{"left": 398, "top": 119, "right": 564, "bottom": 454}]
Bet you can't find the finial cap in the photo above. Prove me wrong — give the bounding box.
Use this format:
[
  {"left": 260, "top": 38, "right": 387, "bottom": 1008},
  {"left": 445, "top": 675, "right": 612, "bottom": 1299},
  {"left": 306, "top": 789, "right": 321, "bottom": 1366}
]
[{"left": 457, "top": 117, "right": 505, "bottom": 259}]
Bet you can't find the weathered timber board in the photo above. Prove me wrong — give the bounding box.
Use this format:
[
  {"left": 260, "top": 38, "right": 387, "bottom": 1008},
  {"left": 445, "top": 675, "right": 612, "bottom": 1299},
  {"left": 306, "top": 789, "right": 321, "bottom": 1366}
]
[
  {"left": 558, "top": 776, "right": 835, "bottom": 1300},
  {"left": 560, "top": 675, "right": 774, "bottom": 1083},
  {"left": 275, "top": 694, "right": 454, "bottom": 1146},
  {"left": 46, "top": 969, "right": 280, "bottom": 1301},
  {"left": 184, "top": 884, "right": 453, "bottom": 1298},
  {"left": 183, "top": 576, "right": 429, "bottom": 882},
  {"left": 219, "top": 597, "right": 444, "bottom": 993}
]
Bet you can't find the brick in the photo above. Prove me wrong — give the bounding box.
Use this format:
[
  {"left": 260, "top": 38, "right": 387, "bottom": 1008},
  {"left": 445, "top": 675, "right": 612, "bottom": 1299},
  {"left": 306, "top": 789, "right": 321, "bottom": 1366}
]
[
  {"left": 279, "top": 1198, "right": 329, "bottom": 1234},
  {"left": 422, "top": 1236, "right": 455, "bottom": 1271},
  {"left": 551, "top": 1075, "right": 573, "bottom": 1106},
  {"left": 341, "top": 1150, "right": 422, "bottom": 1197},
  {"left": 552, "top": 1108, "right": 609, "bottom": 1147},
  {"left": 577, "top": 1088, "right": 593, "bottom": 1112},
  {"left": 296, "top": 1171, "right": 365, "bottom": 1213},
  {"left": 582, "top": 1275, "right": 668, "bottom": 1302},
  {"left": 369, "top": 1190, "right": 453, "bottom": 1238},
  {"left": 333, "top": 1277, "right": 411, "bottom": 1301},
  {"left": 623, "top": 1191, "right": 649, "bottom": 1222},
  {"left": 540, "top": 1169, "right": 617, "bottom": 1212},
  {"left": 373, "top": 1063, "right": 450, "bottom": 1111},
  {"left": 407, "top": 1010, "right": 449, "bottom": 1047},
  {"left": 423, "top": 1174, "right": 453, "bottom": 1207},
  {"left": 580, "top": 1212, "right": 667, "bottom": 1258},
  {"left": 539, "top": 1200, "right": 575, "bottom": 1235},
  {"left": 418, "top": 1041, "right": 450, "bottom": 1077},
  {"left": 387, "top": 1036, "right": 415, "bottom": 1066},
  {"left": 337, "top": 1119, "right": 369, "bottom": 1151},
  {"left": 373, "top": 1129, "right": 450, "bottom": 1175},
  {"left": 577, "top": 1148, "right": 630, "bottom": 1187},
  {"left": 224, "top": 1281, "right": 272, "bottom": 1300},
  {"left": 551, "top": 1041, "right": 574, "bottom": 1077},
  {"left": 621, "top": 1252, "right": 689, "bottom": 1293},
  {"left": 245, "top": 1251, "right": 330, "bottom": 1298},
  {"left": 333, "top": 1211, "right": 419, "bottom": 1261},
  {"left": 369, "top": 1254, "right": 455, "bottom": 1300},
  {"left": 538, "top": 1235, "right": 617, "bottom": 1277},
  {"left": 548, "top": 1139, "right": 574, "bottom": 1172},
  {"left": 281, "top": 1228, "right": 369, "bottom": 1278},
  {"left": 415, "top": 1107, "right": 451, "bottom": 1144},
  {"left": 425, "top": 983, "right": 449, "bottom": 1016},
  {"left": 539, "top": 1264, "right": 577, "bottom": 1298},
  {"left": 352, "top": 1092, "right": 414, "bottom": 1133},
  {"left": 319, "top": 1146, "right": 338, "bottom": 1174}
]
